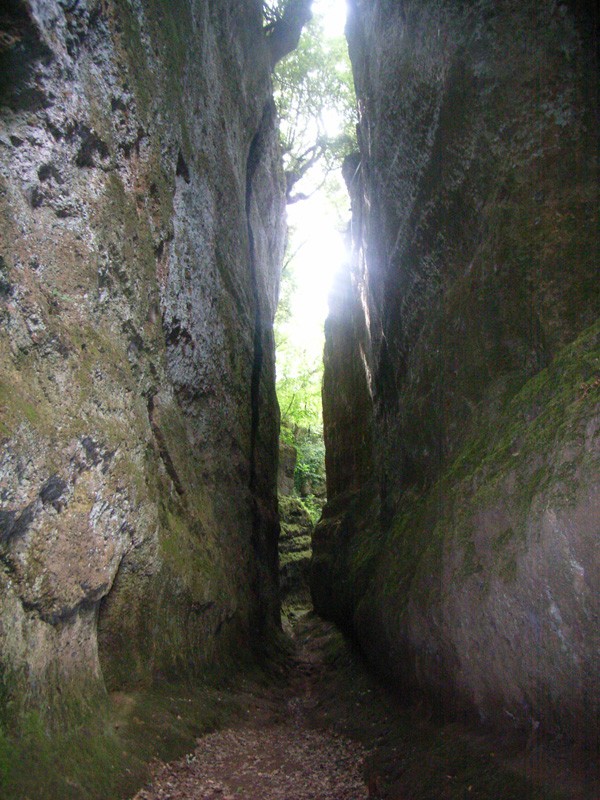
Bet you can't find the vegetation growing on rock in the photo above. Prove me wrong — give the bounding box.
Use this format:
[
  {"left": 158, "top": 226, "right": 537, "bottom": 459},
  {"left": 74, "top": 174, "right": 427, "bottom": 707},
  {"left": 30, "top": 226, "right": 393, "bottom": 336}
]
[
  {"left": 312, "top": 0, "right": 600, "bottom": 747},
  {"left": 0, "top": 1, "right": 288, "bottom": 794}
]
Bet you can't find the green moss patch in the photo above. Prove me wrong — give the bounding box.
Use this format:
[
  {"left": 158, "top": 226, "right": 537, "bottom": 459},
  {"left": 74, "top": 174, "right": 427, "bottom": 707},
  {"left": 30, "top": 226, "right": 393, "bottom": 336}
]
[
  {"left": 0, "top": 663, "right": 278, "bottom": 800},
  {"left": 316, "top": 321, "right": 599, "bottom": 684},
  {"left": 0, "top": 691, "right": 202, "bottom": 800},
  {"left": 280, "top": 548, "right": 311, "bottom": 567}
]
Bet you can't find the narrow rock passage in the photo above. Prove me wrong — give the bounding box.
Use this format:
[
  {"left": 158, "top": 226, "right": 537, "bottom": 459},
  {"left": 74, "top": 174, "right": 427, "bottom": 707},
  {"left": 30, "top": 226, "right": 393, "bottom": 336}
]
[
  {"left": 132, "top": 615, "right": 597, "bottom": 800},
  {"left": 132, "top": 618, "right": 368, "bottom": 800}
]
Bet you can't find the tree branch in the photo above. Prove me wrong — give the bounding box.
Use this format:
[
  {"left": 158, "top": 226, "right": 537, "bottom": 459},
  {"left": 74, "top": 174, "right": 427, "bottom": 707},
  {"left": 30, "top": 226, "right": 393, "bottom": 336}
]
[
  {"left": 285, "top": 141, "right": 325, "bottom": 199},
  {"left": 265, "top": 0, "right": 313, "bottom": 69}
]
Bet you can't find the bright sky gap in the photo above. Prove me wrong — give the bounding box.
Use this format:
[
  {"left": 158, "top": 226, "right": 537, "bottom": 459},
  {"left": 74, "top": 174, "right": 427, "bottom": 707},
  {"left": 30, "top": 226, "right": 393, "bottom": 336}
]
[{"left": 276, "top": 0, "right": 350, "bottom": 375}]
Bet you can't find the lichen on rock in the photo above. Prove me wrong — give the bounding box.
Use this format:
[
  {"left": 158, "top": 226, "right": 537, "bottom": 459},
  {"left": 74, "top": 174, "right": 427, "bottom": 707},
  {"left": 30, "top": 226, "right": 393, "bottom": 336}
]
[{"left": 0, "top": 0, "right": 286, "bottom": 754}]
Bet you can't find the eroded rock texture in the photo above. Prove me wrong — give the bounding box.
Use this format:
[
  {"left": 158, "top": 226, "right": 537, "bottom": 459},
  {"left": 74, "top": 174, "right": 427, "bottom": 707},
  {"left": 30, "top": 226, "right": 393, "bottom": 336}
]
[
  {"left": 312, "top": 0, "right": 599, "bottom": 745},
  {"left": 279, "top": 496, "right": 312, "bottom": 608},
  {"left": 0, "top": 0, "right": 285, "bottom": 719}
]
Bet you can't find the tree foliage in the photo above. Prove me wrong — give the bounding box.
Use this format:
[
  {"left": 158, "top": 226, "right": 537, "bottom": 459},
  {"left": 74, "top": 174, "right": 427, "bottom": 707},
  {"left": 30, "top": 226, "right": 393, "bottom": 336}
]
[
  {"left": 275, "top": 241, "right": 322, "bottom": 432},
  {"left": 275, "top": 233, "right": 326, "bottom": 507},
  {"left": 270, "top": 0, "right": 356, "bottom": 511},
  {"left": 268, "top": 3, "right": 357, "bottom": 201},
  {"left": 262, "top": 0, "right": 289, "bottom": 26}
]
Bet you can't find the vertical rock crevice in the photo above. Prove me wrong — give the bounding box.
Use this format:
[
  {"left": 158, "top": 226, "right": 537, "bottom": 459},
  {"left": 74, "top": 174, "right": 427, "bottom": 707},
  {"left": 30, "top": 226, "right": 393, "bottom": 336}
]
[
  {"left": 245, "top": 100, "right": 282, "bottom": 635},
  {"left": 246, "top": 105, "right": 271, "bottom": 497}
]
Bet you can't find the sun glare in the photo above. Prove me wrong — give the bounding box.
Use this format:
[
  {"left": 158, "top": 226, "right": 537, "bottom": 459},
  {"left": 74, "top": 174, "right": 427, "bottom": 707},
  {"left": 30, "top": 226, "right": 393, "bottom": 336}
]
[
  {"left": 319, "top": 0, "right": 348, "bottom": 38},
  {"left": 285, "top": 191, "right": 347, "bottom": 359},
  {"left": 278, "top": 0, "right": 350, "bottom": 364}
]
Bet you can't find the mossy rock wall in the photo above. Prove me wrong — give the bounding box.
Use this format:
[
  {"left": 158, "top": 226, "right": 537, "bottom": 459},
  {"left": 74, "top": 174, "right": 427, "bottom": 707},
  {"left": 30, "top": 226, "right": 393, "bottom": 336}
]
[
  {"left": 0, "top": 0, "right": 285, "bottom": 732},
  {"left": 312, "top": 0, "right": 599, "bottom": 744},
  {"left": 279, "top": 495, "right": 313, "bottom": 606}
]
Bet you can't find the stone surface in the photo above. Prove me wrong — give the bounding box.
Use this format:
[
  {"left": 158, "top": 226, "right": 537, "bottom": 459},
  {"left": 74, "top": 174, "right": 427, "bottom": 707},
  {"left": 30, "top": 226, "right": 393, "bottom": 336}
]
[
  {"left": 279, "top": 494, "right": 312, "bottom": 605},
  {"left": 312, "top": 0, "right": 599, "bottom": 746},
  {"left": 0, "top": 0, "right": 285, "bottom": 722},
  {"left": 277, "top": 439, "right": 296, "bottom": 497}
]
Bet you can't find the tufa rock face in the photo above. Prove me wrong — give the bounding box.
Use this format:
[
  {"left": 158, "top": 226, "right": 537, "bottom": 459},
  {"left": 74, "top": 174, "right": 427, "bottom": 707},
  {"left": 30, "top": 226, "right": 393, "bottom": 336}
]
[
  {"left": 0, "top": 0, "right": 285, "bottom": 718},
  {"left": 312, "top": 0, "right": 599, "bottom": 744},
  {"left": 277, "top": 439, "right": 297, "bottom": 497},
  {"left": 278, "top": 494, "right": 312, "bottom": 608}
]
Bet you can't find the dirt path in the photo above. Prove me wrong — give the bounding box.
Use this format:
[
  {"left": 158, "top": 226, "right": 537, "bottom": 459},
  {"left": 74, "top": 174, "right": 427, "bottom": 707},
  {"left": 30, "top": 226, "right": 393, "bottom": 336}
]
[
  {"left": 132, "top": 618, "right": 369, "bottom": 800},
  {"left": 131, "top": 614, "right": 598, "bottom": 800}
]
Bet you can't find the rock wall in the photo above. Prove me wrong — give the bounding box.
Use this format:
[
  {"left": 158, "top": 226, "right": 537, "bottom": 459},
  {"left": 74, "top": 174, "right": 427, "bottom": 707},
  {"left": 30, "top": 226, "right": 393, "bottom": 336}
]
[
  {"left": 0, "top": 0, "right": 285, "bottom": 722},
  {"left": 312, "top": 0, "right": 599, "bottom": 745},
  {"left": 278, "top": 495, "right": 312, "bottom": 609}
]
